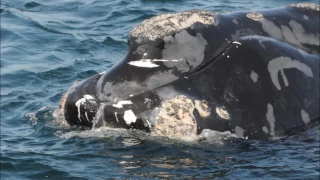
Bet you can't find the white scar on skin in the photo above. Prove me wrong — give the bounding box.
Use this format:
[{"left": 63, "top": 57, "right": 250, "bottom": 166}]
[
  {"left": 162, "top": 30, "right": 207, "bottom": 73},
  {"left": 128, "top": 60, "right": 159, "bottom": 68},
  {"left": 153, "top": 59, "right": 182, "bottom": 62},
  {"left": 261, "top": 19, "right": 283, "bottom": 40},
  {"left": 268, "top": 57, "right": 313, "bottom": 90},
  {"left": 266, "top": 103, "right": 276, "bottom": 136},
  {"left": 115, "top": 112, "right": 119, "bottom": 122},
  {"left": 112, "top": 100, "right": 133, "bottom": 108},
  {"left": 130, "top": 10, "right": 215, "bottom": 41},
  {"left": 85, "top": 112, "right": 89, "bottom": 122},
  {"left": 250, "top": 70, "right": 259, "bottom": 83},
  {"left": 235, "top": 126, "right": 244, "bottom": 138},
  {"left": 232, "top": 41, "right": 242, "bottom": 45},
  {"left": 146, "top": 119, "right": 151, "bottom": 128},
  {"left": 123, "top": 110, "right": 137, "bottom": 125},
  {"left": 300, "top": 109, "right": 311, "bottom": 124},
  {"left": 289, "top": 20, "right": 320, "bottom": 45},
  {"left": 262, "top": 126, "right": 269, "bottom": 134},
  {"left": 75, "top": 95, "right": 95, "bottom": 122},
  {"left": 232, "top": 19, "right": 238, "bottom": 25}
]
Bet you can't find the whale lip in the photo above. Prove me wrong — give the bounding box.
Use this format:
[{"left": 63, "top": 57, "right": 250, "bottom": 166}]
[{"left": 54, "top": 80, "right": 80, "bottom": 127}]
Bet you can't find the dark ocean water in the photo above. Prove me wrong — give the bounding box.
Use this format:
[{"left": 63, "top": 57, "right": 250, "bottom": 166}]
[{"left": 1, "top": 0, "right": 320, "bottom": 179}]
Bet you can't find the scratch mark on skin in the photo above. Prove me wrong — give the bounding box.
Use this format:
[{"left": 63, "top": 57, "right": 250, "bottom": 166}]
[
  {"left": 112, "top": 100, "right": 133, "bottom": 108},
  {"left": 85, "top": 112, "right": 89, "bottom": 122},
  {"left": 75, "top": 95, "right": 95, "bottom": 122},
  {"left": 153, "top": 59, "right": 182, "bottom": 62},
  {"left": 146, "top": 120, "right": 151, "bottom": 128},
  {"left": 115, "top": 112, "right": 119, "bottom": 122},
  {"left": 232, "top": 41, "right": 242, "bottom": 45}
]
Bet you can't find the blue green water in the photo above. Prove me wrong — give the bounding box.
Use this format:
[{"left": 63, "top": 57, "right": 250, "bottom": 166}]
[{"left": 1, "top": 0, "right": 319, "bottom": 179}]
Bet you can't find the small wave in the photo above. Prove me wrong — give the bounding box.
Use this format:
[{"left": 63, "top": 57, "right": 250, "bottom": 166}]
[
  {"left": 57, "top": 124, "right": 238, "bottom": 146},
  {"left": 24, "top": 1, "right": 41, "bottom": 8}
]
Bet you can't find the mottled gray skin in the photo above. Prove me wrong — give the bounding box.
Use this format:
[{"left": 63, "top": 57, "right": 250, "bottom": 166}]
[{"left": 57, "top": 3, "right": 320, "bottom": 140}]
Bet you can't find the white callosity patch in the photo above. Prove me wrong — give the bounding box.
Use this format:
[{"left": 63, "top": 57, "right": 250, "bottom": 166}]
[
  {"left": 267, "top": 56, "right": 313, "bottom": 90},
  {"left": 75, "top": 95, "right": 95, "bottom": 122},
  {"left": 215, "top": 106, "right": 230, "bottom": 120},
  {"left": 289, "top": 3, "right": 320, "bottom": 11},
  {"left": 303, "top": 15, "right": 309, "bottom": 20},
  {"left": 260, "top": 19, "right": 283, "bottom": 40},
  {"left": 262, "top": 126, "right": 269, "bottom": 134},
  {"left": 112, "top": 100, "right": 133, "bottom": 108},
  {"left": 128, "top": 59, "right": 159, "bottom": 68},
  {"left": 266, "top": 103, "right": 276, "bottom": 136},
  {"left": 162, "top": 30, "right": 207, "bottom": 73},
  {"left": 235, "top": 126, "right": 244, "bottom": 138},
  {"left": 300, "top": 109, "right": 311, "bottom": 124},
  {"left": 129, "top": 10, "right": 216, "bottom": 41},
  {"left": 250, "top": 70, "right": 259, "bottom": 83},
  {"left": 288, "top": 20, "right": 320, "bottom": 46},
  {"left": 56, "top": 81, "right": 80, "bottom": 124},
  {"left": 194, "top": 100, "right": 211, "bottom": 118},
  {"left": 246, "top": 12, "right": 264, "bottom": 21},
  {"left": 152, "top": 95, "right": 197, "bottom": 139},
  {"left": 123, "top": 110, "right": 137, "bottom": 125}
]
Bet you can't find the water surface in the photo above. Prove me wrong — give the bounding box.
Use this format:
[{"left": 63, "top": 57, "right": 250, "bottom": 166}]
[{"left": 1, "top": 0, "right": 319, "bottom": 179}]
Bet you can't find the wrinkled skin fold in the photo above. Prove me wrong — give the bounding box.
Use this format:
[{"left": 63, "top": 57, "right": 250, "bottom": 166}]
[{"left": 55, "top": 3, "right": 320, "bottom": 140}]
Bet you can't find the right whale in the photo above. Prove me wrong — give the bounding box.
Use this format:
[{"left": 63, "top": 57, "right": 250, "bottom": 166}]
[{"left": 56, "top": 3, "right": 320, "bottom": 140}]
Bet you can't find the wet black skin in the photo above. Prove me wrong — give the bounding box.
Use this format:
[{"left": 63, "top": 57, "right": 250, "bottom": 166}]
[{"left": 61, "top": 5, "right": 320, "bottom": 139}]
